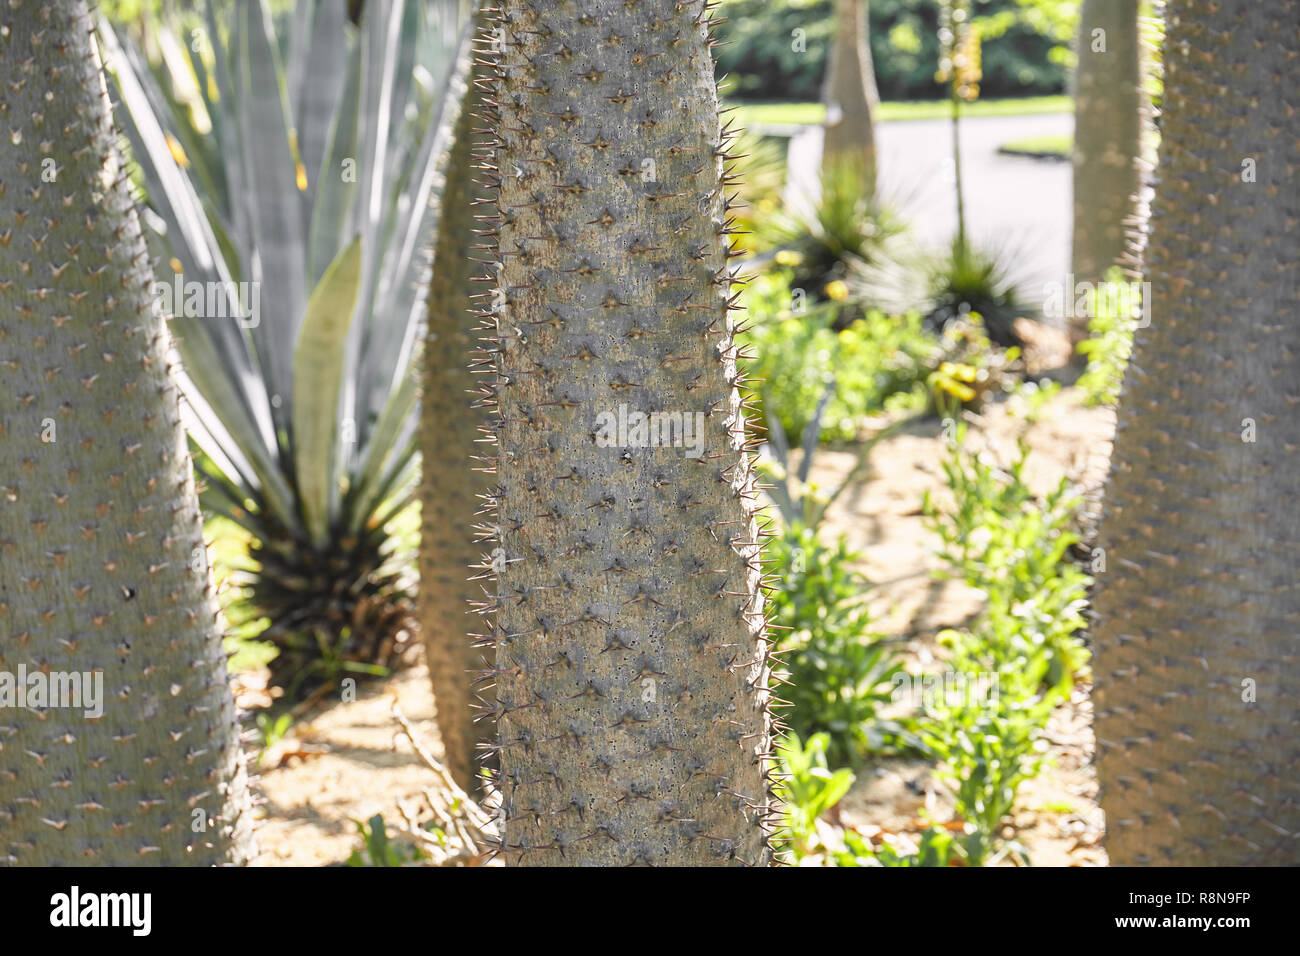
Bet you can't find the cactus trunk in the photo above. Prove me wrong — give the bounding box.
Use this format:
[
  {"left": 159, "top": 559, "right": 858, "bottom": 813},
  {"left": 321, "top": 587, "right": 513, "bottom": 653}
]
[
  {"left": 484, "top": 0, "right": 774, "bottom": 865},
  {"left": 0, "top": 0, "right": 251, "bottom": 864},
  {"left": 421, "top": 24, "right": 494, "bottom": 793},
  {"left": 822, "top": 0, "right": 880, "bottom": 194},
  {"left": 1070, "top": 0, "right": 1144, "bottom": 346},
  {"left": 1091, "top": 0, "right": 1300, "bottom": 864}
]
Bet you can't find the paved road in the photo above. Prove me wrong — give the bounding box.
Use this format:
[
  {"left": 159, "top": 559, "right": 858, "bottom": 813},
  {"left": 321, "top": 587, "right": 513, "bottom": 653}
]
[{"left": 782, "top": 113, "right": 1075, "bottom": 313}]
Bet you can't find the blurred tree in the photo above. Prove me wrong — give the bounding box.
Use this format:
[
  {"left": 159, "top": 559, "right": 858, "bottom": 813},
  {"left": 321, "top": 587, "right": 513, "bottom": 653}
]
[
  {"left": 715, "top": 0, "right": 1068, "bottom": 103},
  {"left": 1070, "top": 0, "right": 1142, "bottom": 345},
  {"left": 822, "top": 0, "right": 880, "bottom": 194},
  {"left": 485, "top": 0, "right": 775, "bottom": 865},
  {"left": 0, "top": 0, "right": 251, "bottom": 865},
  {"left": 1091, "top": 0, "right": 1300, "bottom": 864}
]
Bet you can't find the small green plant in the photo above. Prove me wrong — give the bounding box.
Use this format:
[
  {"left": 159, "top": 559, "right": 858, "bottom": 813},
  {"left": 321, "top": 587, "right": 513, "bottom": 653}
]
[
  {"left": 757, "top": 162, "right": 906, "bottom": 299},
  {"left": 921, "top": 236, "right": 1031, "bottom": 348},
  {"left": 917, "top": 684, "right": 1052, "bottom": 866},
  {"left": 759, "top": 373, "right": 912, "bottom": 532},
  {"left": 741, "top": 268, "right": 937, "bottom": 442},
  {"left": 923, "top": 426, "right": 1090, "bottom": 695},
  {"left": 834, "top": 825, "right": 958, "bottom": 867},
  {"left": 768, "top": 527, "right": 903, "bottom": 766},
  {"left": 255, "top": 711, "right": 293, "bottom": 765},
  {"left": 1076, "top": 267, "right": 1139, "bottom": 406},
  {"left": 774, "top": 733, "right": 856, "bottom": 862},
  {"left": 911, "top": 423, "right": 1093, "bottom": 865},
  {"left": 1007, "top": 378, "right": 1062, "bottom": 422},
  {"left": 346, "top": 814, "right": 427, "bottom": 867}
]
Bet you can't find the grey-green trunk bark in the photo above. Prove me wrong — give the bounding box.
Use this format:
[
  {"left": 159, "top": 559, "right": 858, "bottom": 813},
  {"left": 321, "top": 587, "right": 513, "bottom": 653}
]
[
  {"left": 1070, "top": 0, "right": 1143, "bottom": 342},
  {"left": 1092, "top": 0, "right": 1300, "bottom": 865},
  {"left": 420, "top": 26, "right": 493, "bottom": 795},
  {"left": 486, "top": 0, "right": 774, "bottom": 865},
  {"left": 0, "top": 0, "right": 252, "bottom": 864},
  {"left": 822, "top": 0, "right": 879, "bottom": 194}
]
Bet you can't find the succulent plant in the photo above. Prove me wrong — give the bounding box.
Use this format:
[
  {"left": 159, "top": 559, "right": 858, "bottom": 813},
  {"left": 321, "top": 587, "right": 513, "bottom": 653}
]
[{"left": 98, "top": 0, "right": 473, "bottom": 689}]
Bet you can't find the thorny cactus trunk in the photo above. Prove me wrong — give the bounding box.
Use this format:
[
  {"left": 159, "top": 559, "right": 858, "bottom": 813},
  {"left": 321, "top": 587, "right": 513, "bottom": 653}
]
[
  {"left": 421, "top": 17, "right": 495, "bottom": 794},
  {"left": 481, "top": 0, "right": 775, "bottom": 865},
  {"left": 1070, "top": 0, "right": 1144, "bottom": 343},
  {"left": 0, "top": 0, "right": 252, "bottom": 864},
  {"left": 822, "top": 0, "right": 879, "bottom": 194},
  {"left": 1092, "top": 0, "right": 1300, "bottom": 864}
]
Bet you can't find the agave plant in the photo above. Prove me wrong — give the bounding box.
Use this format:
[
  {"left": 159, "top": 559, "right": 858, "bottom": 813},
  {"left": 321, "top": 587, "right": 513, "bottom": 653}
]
[{"left": 98, "top": 0, "right": 473, "bottom": 689}]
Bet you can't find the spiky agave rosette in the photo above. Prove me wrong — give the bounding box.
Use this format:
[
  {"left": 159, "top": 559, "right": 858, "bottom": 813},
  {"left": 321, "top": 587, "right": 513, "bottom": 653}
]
[
  {"left": 98, "top": 0, "right": 474, "bottom": 692},
  {"left": 472, "top": 0, "right": 779, "bottom": 865}
]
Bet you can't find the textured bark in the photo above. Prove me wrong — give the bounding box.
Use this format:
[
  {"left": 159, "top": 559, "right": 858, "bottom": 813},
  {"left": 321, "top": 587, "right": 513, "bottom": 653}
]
[
  {"left": 822, "top": 0, "right": 879, "bottom": 194},
  {"left": 486, "top": 0, "right": 774, "bottom": 865},
  {"left": 0, "top": 0, "right": 252, "bottom": 864},
  {"left": 420, "top": 33, "right": 493, "bottom": 794},
  {"left": 1092, "top": 0, "right": 1300, "bottom": 865},
  {"left": 1070, "top": 0, "right": 1143, "bottom": 335}
]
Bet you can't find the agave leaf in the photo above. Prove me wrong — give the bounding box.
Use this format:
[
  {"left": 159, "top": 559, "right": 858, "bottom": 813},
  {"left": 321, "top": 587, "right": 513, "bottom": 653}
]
[
  {"left": 99, "top": 18, "right": 295, "bottom": 524},
  {"left": 292, "top": 0, "right": 348, "bottom": 224},
  {"left": 306, "top": 30, "right": 363, "bottom": 286},
  {"left": 233, "top": 0, "right": 309, "bottom": 440},
  {"left": 355, "top": 12, "right": 474, "bottom": 435},
  {"left": 293, "top": 238, "right": 364, "bottom": 547},
  {"left": 347, "top": 371, "right": 417, "bottom": 535}
]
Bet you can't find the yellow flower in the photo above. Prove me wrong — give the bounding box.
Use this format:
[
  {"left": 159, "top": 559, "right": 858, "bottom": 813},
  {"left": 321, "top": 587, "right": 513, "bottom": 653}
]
[
  {"left": 164, "top": 132, "right": 190, "bottom": 169},
  {"left": 774, "top": 249, "right": 804, "bottom": 267},
  {"left": 947, "top": 381, "right": 977, "bottom": 402},
  {"left": 824, "top": 280, "right": 849, "bottom": 301}
]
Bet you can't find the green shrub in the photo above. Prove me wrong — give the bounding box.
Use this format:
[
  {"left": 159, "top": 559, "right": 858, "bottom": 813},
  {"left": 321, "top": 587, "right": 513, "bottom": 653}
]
[
  {"left": 775, "top": 733, "right": 857, "bottom": 862},
  {"left": 741, "top": 270, "right": 937, "bottom": 442},
  {"left": 910, "top": 424, "right": 1093, "bottom": 864},
  {"left": 1076, "top": 267, "right": 1139, "bottom": 406},
  {"left": 916, "top": 686, "right": 1051, "bottom": 865},
  {"left": 768, "top": 526, "right": 902, "bottom": 766},
  {"left": 923, "top": 427, "right": 1091, "bottom": 695},
  {"left": 834, "top": 824, "right": 958, "bottom": 867}
]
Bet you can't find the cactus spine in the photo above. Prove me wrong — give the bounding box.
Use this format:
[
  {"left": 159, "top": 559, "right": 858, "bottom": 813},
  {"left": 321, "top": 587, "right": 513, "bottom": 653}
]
[
  {"left": 480, "top": 0, "right": 775, "bottom": 865},
  {"left": 1091, "top": 0, "right": 1300, "bottom": 864},
  {"left": 0, "top": 0, "right": 251, "bottom": 864}
]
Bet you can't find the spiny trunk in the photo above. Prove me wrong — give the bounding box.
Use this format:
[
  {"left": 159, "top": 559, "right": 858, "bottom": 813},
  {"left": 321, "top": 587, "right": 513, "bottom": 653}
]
[
  {"left": 420, "top": 16, "right": 494, "bottom": 794},
  {"left": 1070, "top": 0, "right": 1143, "bottom": 342},
  {"left": 484, "top": 0, "right": 774, "bottom": 865},
  {"left": 822, "top": 0, "right": 879, "bottom": 194},
  {"left": 1092, "top": 0, "right": 1300, "bottom": 865},
  {"left": 0, "top": 0, "right": 252, "bottom": 864}
]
